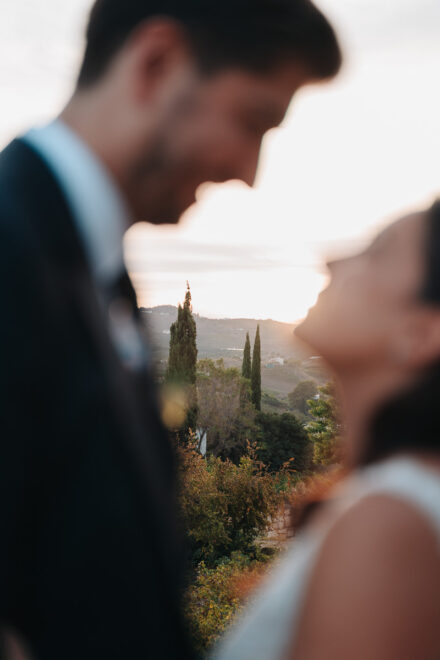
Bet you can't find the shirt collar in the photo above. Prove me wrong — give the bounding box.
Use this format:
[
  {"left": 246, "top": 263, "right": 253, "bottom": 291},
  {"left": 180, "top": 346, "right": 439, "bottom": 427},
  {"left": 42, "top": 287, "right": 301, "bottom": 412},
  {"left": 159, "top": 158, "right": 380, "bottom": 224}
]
[{"left": 23, "top": 119, "right": 131, "bottom": 287}]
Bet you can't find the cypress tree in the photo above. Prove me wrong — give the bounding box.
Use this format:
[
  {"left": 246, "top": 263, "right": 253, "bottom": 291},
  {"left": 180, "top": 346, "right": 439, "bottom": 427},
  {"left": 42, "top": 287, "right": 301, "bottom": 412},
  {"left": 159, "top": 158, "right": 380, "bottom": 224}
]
[
  {"left": 251, "top": 325, "right": 261, "bottom": 411},
  {"left": 166, "top": 283, "right": 198, "bottom": 441},
  {"left": 167, "top": 283, "right": 197, "bottom": 384},
  {"left": 242, "top": 332, "right": 251, "bottom": 379}
]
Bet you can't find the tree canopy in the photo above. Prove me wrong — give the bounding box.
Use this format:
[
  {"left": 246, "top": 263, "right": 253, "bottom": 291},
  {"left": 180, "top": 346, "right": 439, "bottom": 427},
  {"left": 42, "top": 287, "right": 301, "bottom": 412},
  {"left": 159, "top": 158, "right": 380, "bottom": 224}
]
[
  {"left": 288, "top": 380, "right": 318, "bottom": 415},
  {"left": 197, "top": 359, "right": 255, "bottom": 462},
  {"left": 256, "top": 411, "right": 311, "bottom": 473},
  {"left": 179, "top": 445, "right": 280, "bottom": 566}
]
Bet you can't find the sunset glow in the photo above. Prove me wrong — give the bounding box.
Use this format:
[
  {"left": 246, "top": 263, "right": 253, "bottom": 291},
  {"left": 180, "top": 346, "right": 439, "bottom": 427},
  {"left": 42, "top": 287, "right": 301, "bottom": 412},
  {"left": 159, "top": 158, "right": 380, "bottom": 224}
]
[{"left": 2, "top": 0, "right": 439, "bottom": 322}]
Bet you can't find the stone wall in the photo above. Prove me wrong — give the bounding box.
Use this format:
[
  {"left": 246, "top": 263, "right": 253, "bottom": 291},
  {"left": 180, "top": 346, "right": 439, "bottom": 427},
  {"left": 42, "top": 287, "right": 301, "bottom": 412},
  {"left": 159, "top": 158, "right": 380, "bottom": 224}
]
[{"left": 265, "top": 501, "right": 294, "bottom": 548}]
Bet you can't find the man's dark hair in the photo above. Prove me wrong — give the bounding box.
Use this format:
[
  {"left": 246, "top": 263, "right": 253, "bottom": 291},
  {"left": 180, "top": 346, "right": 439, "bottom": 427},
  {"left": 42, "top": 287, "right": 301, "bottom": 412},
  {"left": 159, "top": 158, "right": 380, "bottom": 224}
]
[{"left": 77, "top": 0, "right": 342, "bottom": 88}]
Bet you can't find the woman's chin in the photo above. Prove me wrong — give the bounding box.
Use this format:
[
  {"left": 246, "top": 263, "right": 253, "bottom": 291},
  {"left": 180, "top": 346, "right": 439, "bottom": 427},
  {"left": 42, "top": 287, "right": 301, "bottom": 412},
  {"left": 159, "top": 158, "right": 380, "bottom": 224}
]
[
  {"left": 294, "top": 309, "right": 326, "bottom": 358},
  {"left": 294, "top": 314, "right": 315, "bottom": 347}
]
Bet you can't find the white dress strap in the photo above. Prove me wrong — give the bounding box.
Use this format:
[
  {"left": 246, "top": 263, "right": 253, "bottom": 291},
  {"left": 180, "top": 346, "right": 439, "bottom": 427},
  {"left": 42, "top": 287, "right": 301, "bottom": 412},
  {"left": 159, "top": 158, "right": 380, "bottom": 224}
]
[{"left": 340, "top": 457, "right": 440, "bottom": 545}]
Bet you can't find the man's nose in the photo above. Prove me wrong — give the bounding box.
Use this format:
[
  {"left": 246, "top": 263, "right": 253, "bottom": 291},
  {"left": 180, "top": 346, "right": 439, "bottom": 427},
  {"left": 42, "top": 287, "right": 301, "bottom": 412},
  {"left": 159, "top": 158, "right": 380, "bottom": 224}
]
[
  {"left": 235, "top": 161, "right": 259, "bottom": 187},
  {"left": 233, "top": 146, "right": 261, "bottom": 188}
]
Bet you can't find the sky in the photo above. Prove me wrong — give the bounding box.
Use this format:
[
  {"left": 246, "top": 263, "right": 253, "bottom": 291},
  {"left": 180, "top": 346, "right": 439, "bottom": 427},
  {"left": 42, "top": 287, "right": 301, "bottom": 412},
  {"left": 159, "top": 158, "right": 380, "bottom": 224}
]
[{"left": 1, "top": 0, "right": 439, "bottom": 322}]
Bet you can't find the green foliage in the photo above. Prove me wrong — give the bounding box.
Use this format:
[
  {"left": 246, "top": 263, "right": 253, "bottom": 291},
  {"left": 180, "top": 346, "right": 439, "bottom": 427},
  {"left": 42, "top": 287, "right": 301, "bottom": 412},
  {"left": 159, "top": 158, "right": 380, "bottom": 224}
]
[
  {"left": 197, "top": 359, "right": 255, "bottom": 462},
  {"left": 167, "top": 284, "right": 197, "bottom": 384},
  {"left": 242, "top": 332, "right": 252, "bottom": 379},
  {"left": 288, "top": 380, "right": 318, "bottom": 415},
  {"left": 166, "top": 283, "right": 198, "bottom": 441},
  {"left": 261, "top": 391, "right": 286, "bottom": 411},
  {"left": 251, "top": 325, "right": 261, "bottom": 411},
  {"left": 256, "top": 412, "right": 312, "bottom": 473},
  {"left": 184, "top": 554, "right": 265, "bottom": 655},
  {"left": 179, "top": 445, "right": 281, "bottom": 567},
  {"left": 307, "top": 381, "right": 342, "bottom": 466}
]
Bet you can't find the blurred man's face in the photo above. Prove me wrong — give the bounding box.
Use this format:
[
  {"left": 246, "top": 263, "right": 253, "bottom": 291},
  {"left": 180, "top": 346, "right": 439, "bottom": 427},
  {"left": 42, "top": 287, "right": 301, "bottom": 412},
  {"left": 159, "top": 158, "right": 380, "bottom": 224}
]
[{"left": 127, "top": 63, "right": 311, "bottom": 223}]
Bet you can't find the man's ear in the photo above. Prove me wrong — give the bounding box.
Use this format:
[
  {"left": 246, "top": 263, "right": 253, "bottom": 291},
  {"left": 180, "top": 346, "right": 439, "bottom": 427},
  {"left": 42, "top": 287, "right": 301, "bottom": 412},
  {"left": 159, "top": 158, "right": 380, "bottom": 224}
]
[
  {"left": 126, "top": 19, "right": 194, "bottom": 102},
  {"left": 395, "top": 309, "right": 440, "bottom": 370}
]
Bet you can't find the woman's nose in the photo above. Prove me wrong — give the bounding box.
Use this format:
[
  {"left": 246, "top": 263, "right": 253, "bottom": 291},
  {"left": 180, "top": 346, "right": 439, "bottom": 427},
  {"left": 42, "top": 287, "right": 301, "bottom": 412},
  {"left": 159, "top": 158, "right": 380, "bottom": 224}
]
[
  {"left": 326, "top": 257, "right": 349, "bottom": 277},
  {"left": 326, "top": 258, "right": 339, "bottom": 273}
]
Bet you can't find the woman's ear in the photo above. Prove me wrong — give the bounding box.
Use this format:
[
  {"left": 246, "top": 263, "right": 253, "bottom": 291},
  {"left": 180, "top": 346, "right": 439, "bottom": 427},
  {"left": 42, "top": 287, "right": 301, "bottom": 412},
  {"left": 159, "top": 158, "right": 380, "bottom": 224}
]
[{"left": 392, "top": 309, "right": 440, "bottom": 370}]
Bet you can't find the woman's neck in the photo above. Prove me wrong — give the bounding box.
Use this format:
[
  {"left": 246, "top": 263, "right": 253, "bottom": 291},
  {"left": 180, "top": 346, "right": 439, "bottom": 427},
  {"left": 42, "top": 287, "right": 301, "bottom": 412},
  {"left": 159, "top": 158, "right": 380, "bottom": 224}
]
[{"left": 337, "top": 367, "right": 414, "bottom": 467}]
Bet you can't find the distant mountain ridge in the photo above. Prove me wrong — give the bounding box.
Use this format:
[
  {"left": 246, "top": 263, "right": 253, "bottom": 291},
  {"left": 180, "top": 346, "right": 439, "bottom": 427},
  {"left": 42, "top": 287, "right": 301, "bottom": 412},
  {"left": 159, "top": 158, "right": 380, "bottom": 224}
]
[{"left": 140, "top": 305, "right": 310, "bottom": 362}]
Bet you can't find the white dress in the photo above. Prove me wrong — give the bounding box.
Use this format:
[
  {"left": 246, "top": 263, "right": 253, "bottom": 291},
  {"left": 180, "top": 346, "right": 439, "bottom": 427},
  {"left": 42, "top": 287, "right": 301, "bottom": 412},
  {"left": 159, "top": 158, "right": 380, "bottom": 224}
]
[{"left": 211, "top": 456, "right": 440, "bottom": 660}]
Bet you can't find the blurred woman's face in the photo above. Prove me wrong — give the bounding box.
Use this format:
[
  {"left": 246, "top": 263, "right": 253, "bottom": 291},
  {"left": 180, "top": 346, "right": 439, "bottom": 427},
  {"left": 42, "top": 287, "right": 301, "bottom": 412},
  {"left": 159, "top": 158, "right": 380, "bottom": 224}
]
[{"left": 295, "top": 213, "right": 427, "bottom": 372}]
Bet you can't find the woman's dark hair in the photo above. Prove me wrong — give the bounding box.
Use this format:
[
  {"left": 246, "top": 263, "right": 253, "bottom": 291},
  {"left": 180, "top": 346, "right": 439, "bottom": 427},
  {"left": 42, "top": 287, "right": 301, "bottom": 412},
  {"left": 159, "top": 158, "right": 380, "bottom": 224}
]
[
  {"left": 77, "top": 0, "right": 342, "bottom": 88},
  {"left": 364, "top": 200, "right": 440, "bottom": 464}
]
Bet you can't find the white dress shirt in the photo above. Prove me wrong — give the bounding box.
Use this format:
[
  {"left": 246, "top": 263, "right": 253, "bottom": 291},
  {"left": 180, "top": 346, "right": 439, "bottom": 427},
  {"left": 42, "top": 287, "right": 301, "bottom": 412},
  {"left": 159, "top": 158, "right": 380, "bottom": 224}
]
[
  {"left": 23, "top": 120, "right": 149, "bottom": 371},
  {"left": 23, "top": 119, "right": 130, "bottom": 287}
]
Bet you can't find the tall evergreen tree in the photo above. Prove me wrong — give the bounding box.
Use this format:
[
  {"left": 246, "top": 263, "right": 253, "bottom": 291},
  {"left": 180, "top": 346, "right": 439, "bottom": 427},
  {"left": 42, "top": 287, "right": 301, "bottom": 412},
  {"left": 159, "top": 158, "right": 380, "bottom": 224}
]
[
  {"left": 167, "top": 283, "right": 197, "bottom": 384},
  {"left": 251, "top": 325, "right": 261, "bottom": 411},
  {"left": 242, "top": 332, "right": 251, "bottom": 379},
  {"left": 166, "top": 283, "right": 198, "bottom": 440}
]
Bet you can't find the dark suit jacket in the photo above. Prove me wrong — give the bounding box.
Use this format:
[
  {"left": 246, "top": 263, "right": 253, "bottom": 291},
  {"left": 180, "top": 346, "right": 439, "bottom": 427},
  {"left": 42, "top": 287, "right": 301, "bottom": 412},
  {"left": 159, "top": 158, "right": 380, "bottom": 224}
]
[{"left": 0, "top": 139, "right": 194, "bottom": 659}]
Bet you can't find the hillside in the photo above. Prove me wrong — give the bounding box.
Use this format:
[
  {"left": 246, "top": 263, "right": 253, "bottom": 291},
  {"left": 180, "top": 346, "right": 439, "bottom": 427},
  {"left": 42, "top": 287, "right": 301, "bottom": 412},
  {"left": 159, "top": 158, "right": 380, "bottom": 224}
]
[{"left": 140, "top": 306, "right": 329, "bottom": 400}]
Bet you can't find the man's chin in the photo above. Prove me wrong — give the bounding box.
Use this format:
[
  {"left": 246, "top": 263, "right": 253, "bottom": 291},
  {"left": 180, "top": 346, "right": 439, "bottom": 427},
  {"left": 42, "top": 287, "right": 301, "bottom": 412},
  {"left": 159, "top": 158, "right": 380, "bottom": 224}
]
[
  {"left": 142, "top": 195, "right": 197, "bottom": 225},
  {"left": 139, "top": 205, "right": 184, "bottom": 225},
  {"left": 146, "top": 214, "right": 181, "bottom": 226}
]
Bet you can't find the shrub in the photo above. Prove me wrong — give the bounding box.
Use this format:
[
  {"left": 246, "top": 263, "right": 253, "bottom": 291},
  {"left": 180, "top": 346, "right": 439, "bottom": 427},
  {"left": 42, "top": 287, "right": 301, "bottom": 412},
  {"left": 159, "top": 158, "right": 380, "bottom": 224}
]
[
  {"left": 256, "top": 412, "right": 312, "bottom": 473},
  {"left": 184, "top": 554, "right": 266, "bottom": 654},
  {"left": 179, "top": 445, "right": 281, "bottom": 566}
]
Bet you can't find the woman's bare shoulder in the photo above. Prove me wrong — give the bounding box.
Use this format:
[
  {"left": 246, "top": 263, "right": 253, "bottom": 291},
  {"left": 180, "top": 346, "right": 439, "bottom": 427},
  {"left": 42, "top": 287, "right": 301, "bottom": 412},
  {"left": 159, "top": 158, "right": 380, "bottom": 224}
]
[{"left": 289, "top": 493, "right": 440, "bottom": 660}]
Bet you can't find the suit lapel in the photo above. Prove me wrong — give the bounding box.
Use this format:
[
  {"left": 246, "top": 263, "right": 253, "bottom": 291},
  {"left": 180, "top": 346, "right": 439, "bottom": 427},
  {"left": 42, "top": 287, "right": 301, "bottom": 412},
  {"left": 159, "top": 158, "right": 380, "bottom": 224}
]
[{"left": 0, "top": 139, "right": 184, "bottom": 590}]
